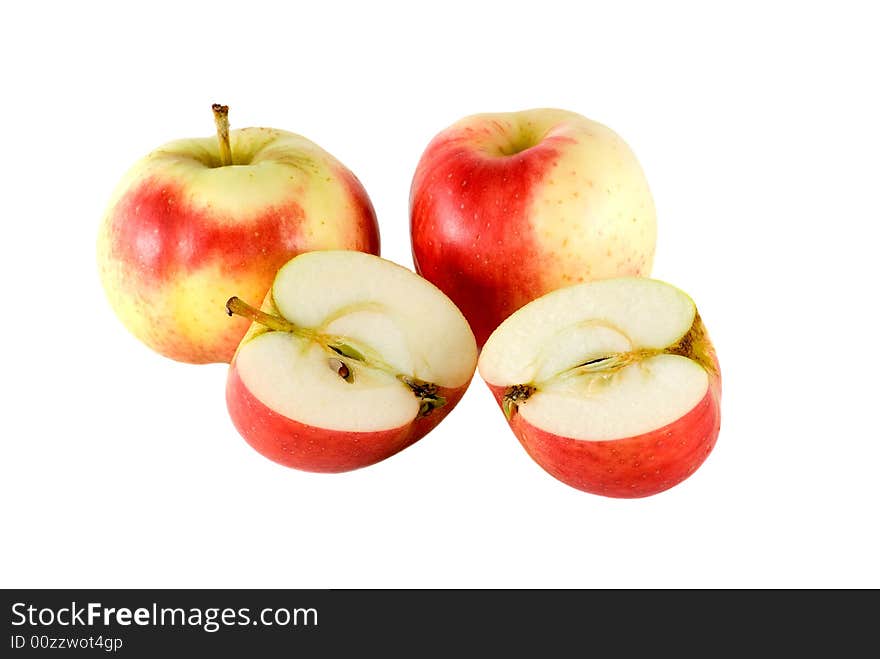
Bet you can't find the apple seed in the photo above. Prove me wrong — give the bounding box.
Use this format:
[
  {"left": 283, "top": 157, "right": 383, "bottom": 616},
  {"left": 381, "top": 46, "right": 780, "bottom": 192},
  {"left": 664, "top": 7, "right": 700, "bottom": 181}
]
[{"left": 328, "top": 358, "right": 353, "bottom": 383}]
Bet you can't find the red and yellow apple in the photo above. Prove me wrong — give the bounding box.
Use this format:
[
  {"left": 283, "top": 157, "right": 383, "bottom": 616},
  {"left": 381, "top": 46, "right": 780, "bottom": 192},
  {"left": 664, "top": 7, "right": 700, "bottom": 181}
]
[
  {"left": 225, "top": 250, "right": 478, "bottom": 473},
  {"left": 410, "top": 108, "right": 656, "bottom": 347},
  {"left": 97, "top": 105, "right": 380, "bottom": 364},
  {"left": 478, "top": 278, "right": 721, "bottom": 498}
]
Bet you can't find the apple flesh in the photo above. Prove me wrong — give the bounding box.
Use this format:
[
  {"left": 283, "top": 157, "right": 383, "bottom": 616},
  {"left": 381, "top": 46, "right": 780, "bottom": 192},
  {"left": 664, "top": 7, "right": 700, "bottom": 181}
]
[
  {"left": 410, "top": 108, "right": 657, "bottom": 347},
  {"left": 478, "top": 278, "right": 721, "bottom": 498},
  {"left": 226, "top": 250, "right": 478, "bottom": 473},
  {"left": 98, "top": 105, "right": 380, "bottom": 364}
]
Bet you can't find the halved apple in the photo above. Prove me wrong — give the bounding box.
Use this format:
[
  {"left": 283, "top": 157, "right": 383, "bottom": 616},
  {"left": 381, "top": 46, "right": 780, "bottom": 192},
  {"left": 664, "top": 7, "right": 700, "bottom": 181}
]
[
  {"left": 226, "top": 250, "right": 478, "bottom": 472},
  {"left": 478, "top": 278, "right": 721, "bottom": 498}
]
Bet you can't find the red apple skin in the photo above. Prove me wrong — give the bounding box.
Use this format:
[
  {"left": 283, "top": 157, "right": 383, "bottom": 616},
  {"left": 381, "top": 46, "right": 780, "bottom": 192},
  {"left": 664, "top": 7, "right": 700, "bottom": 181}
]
[
  {"left": 226, "top": 364, "right": 471, "bottom": 473},
  {"left": 99, "top": 159, "right": 380, "bottom": 364},
  {"left": 411, "top": 131, "right": 567, "bottom": 347},
  {"left": 486, "top": 373, "right": 721, "bottom": 498}
]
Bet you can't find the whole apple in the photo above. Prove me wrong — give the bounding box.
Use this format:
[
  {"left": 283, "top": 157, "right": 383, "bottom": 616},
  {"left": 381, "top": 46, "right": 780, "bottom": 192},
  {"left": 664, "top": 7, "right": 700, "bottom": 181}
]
[
  {"left": 410, "top": 108, "right": 656, "bottom": 347},
  {"left": 97, "top": 105, "right": 380, "bottom": 364}
]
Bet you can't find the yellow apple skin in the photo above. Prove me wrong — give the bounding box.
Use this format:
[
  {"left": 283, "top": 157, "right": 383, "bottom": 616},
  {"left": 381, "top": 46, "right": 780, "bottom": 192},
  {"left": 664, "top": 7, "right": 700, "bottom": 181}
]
[
  {"left": 411, "top": 109, "right": 656, "bottom": 346},
  {"left": 97, "top": 127, "right": 380, "bottom": 363}
]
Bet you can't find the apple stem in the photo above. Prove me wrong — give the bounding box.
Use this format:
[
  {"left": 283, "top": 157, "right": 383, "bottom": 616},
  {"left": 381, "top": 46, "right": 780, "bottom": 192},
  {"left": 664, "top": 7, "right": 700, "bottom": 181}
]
[
  {"left": 225, "top": 297, "right": 298, "bottom": 333},
  {"left": 212, "top": 103, "right": 233, "bottom": 166}
]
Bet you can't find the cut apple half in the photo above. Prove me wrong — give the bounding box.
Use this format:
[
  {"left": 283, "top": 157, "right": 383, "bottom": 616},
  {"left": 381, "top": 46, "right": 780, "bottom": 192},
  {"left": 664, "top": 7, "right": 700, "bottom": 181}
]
[
  {"left": 226, "top": 250, "right": 478, "bottom": 472},
  {"left": 479, "top": 278, "right": 721, "bottom": 498}
]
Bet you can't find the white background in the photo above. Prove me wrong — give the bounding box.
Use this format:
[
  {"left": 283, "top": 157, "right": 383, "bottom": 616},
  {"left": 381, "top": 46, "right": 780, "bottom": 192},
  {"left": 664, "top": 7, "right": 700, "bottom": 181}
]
[{"left": 2, "top": 1, "right": 878, "bottom": 588}]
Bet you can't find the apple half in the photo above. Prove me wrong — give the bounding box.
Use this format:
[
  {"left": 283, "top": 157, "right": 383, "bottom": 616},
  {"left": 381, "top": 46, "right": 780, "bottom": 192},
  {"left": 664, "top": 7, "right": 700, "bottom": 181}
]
[
  {"left": 226, "top": 250, "right": 478, "bottom": 473},
  {"left": 478, "top": 278, "right": 721, "bottom": 498}
]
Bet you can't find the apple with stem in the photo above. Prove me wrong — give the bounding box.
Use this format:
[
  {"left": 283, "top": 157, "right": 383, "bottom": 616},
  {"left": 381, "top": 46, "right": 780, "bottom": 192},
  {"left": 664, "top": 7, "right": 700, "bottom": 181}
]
[
  {"left": 410, "top": 108, "right": 657, "bottom": 347},
  {"left": 478, "top": 278, "right": 721, "bottom": 498},
  {"left": 98, "top": 104, "right": 380, "bottom": 364},
  {"left": 225, "top": 250, "right": 478, "bottom": 473}
]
